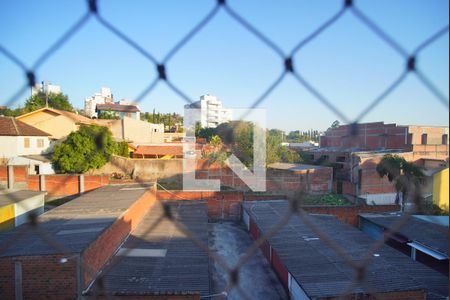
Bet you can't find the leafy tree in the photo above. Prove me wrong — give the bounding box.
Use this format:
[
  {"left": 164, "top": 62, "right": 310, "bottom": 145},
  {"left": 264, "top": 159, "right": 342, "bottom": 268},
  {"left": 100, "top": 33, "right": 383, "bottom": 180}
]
[
  {"left": 25, "top": 92, "right": 74, "bottom": 112},
  {"left": 98, "top": 110, "right": 119, "bottom": 120},
  {"left": 115, "top": 141, "right": 130, "bottom": 157},
  {"left": 0, "top": 106, "right": 25, "bottom": 117},
  {"left": 376, "top": 154, "right": 425, "bottom": 210},
  {"left": 52, "top": 125, "right": 125, "bottom": 173}
]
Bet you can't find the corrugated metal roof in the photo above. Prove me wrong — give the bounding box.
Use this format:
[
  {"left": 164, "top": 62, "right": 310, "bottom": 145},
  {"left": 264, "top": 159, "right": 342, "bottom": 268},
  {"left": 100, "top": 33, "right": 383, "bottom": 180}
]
[
  {"left": 360, "top": 213, "right": 448, "bottom": 256},
  {"left": 94, "top": 201, "right": 210, "bottom": 296},
  {"left": 0, "top": 184, "right": 153, "bottom": 257},
  {"left": 243, "top": 201, "right": 448, "bottom": 299}
]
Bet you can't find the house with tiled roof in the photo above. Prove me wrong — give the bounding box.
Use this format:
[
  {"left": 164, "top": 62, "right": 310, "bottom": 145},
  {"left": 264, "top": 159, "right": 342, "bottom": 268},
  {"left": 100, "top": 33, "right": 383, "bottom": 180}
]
[
  {"left": 0, "top": 116, "right": 51, "bottom": 159},
  {"left": 16, "top": 107, "right": 94, "bottom": 140},
  {"left": 96, "top": 103, "right": 141, "bottom": 120}
]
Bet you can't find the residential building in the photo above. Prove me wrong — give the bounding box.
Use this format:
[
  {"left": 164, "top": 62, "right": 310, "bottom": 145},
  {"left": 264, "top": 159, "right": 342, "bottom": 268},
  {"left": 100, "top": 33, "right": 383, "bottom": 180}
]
[
  {"left": 184, "top": 94, "right": 232, "bottom": 128},
  {"left": 0, "top": 116, "right": 51, "bottom": 158},
  {"left": 306, "top": 122, "right": 450, "bottom": 204},
  {"left": 31, "top": 81, "right": 61, "bottom": 96},
  {"left": 84, "top": 87, "right": 113, "bottom": 118},
  {"left": 95, "top": 117, "right": 164, "bottom": 144},
  {"left": 16, "top": 107, "right": 94, "bottom": 140},
  {"left": 96, "top": 103, "right": 141, "bottom": 120},
  {"left": 320, "top": 122, "right": 449, "bottom": 159},
  {"left": 359, "top": 213, "right": 449, "bottom": 276}
]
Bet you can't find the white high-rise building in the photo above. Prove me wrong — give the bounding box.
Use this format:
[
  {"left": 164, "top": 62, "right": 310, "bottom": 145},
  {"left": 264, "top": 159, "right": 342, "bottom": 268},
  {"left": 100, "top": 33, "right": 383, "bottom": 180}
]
[
  {"left": 84, "top": 87, "right": 113, "bottom": 118},
  {"left": 184, "top": 94, "right": 232, "bottom": 128},
  {"left": 31, "top": 81, "right": 61, "bottom": 96}
]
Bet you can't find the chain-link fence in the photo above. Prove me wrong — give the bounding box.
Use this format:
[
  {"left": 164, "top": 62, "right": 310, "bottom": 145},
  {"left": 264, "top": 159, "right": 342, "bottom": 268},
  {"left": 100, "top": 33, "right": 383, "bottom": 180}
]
[{"left": 1, "top": 0, "right": 448, "bottom": 299}]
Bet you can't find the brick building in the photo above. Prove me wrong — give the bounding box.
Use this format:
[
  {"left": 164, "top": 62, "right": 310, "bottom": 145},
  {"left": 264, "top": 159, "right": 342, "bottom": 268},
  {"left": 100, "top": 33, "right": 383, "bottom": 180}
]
[
  {"left": 320, "top": 122, "right": 449, "bottom": 160},
  {"left": 307, "top": 122, "right": 449, "bottom": 204}
]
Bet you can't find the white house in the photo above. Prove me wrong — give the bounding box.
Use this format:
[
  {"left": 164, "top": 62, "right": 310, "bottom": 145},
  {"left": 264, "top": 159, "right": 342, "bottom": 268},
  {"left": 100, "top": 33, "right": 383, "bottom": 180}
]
[
  {"left": 184, "top": 94, "right": 232, "bottom": 128},
  {"left": 84, "top": 87, "right": 114, "bottom": 118},
  {"left": 0, "top": 117, "right": 51, "bottom": 159}
]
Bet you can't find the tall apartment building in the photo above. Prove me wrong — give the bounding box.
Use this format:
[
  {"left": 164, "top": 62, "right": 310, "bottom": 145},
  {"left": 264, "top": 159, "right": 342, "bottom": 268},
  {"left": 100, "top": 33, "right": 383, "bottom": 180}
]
[
  {"left": 84, "top": 87, "right": 113, "bottom": 118},
  {"left": 31, "top": 81, "right": 61, "bottom": 96},
  {"left": 184, "top": 94, "right": 232, "bottom": 128}
]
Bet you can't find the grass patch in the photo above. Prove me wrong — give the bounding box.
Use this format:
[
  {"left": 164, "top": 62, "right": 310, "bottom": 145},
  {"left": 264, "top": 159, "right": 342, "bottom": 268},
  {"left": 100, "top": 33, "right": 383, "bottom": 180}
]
[{"left": 300, "top": 194, "right": 353, "bottom": 206}]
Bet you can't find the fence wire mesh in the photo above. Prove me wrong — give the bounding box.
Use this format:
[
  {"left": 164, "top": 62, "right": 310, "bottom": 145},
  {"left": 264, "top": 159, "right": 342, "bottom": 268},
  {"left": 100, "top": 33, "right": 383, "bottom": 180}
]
[{"left": 0, "top": 0, "right": 448, "bottom": 299}]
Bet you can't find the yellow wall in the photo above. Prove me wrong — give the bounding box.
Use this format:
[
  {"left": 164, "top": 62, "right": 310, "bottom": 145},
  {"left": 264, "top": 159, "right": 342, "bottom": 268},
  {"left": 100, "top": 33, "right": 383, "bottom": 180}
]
[
  {"left": 18, "top": 111, "right": 78, "bottom": 139},
  {"left": 433, "top": 168, "right": 449, "bottom": 211},
  {"left": 0, "top": 204, "right": 15, "bottom": 231}
]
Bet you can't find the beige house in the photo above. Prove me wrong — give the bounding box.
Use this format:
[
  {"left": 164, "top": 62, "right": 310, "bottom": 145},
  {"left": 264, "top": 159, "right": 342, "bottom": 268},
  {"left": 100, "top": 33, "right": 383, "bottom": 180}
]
[
  {"left": 95, "top": 117, "right": 164, "bottom": 144},
  {"left": 16, "top": 108, "right": 94, "bottom": 140}
]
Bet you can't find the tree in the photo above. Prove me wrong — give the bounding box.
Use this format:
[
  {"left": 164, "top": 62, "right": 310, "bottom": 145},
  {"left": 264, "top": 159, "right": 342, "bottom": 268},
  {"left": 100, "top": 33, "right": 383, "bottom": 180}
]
[
  {"left": 98, "top": 110, "right": 119, "bottom": 120},
  {"left": 52, "top": 125, "right": 126, "bottom": 173},
  {"left": 25, "top": 92, "right": 74, "bottom": 112},
  {"left": 376, "top": 154, "right": 425, "bottom": 210}
]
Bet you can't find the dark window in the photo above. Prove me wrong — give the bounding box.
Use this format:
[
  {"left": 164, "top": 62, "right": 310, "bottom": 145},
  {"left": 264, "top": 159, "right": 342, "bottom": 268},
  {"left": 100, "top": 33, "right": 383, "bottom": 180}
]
[
  {"left": 358, "top": 169, "right": 363, "bottom": 190},
  {"left": 442, "top": 134, "right": 448, "bottom": 145},
  {"left": 337, "top": 181, "right": 343, "bottom": 194},
  {"left": 421, "top": 134, "right": 428, "bottom": 145},
  {"left": 336, "top": 156, "right": 346, "bottom": 162}
]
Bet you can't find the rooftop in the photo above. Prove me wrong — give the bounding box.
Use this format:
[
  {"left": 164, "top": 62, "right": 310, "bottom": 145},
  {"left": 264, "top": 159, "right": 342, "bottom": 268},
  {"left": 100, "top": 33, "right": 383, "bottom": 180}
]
[
  {"left": 0, "top": 184, "right": 152, "bottom": 257},
  {"left": 134, "top": 145, "right": 183, "bottom": 157},
  {"left": 96, "top": 103, "right": 140, "bottom": 113},
  {"left": 0, "top": 190, "right": 46, "bottom": 207},
  {"left": 0, "top": 116, "right": 50, "bottom": 137},
  {"left": 92, "top": 201, "right": 209, "bottom": 296},
  {"left": 16, "top": 107, "right": 93, "bottom": 125},
  {"left": 243, "top": 200, "right": 448, "bottom": 299},
  {"left": 268, "top": 162, "right": 330, "bottom": 172},
  {"left": 359, "top": 213, "right": 448, "bottom": 257}
]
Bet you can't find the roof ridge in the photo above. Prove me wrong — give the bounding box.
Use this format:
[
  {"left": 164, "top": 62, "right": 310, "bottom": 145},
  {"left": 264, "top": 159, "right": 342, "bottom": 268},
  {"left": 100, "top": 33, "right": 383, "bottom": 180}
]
[{"left": 11, "top": 117, "right": 20, "bottom": 135}]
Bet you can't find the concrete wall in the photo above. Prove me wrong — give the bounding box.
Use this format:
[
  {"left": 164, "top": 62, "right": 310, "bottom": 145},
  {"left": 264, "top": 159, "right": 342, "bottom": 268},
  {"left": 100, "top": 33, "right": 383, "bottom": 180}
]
[{"left": 109, "top": 117, "right": 164, "bottom": 144}]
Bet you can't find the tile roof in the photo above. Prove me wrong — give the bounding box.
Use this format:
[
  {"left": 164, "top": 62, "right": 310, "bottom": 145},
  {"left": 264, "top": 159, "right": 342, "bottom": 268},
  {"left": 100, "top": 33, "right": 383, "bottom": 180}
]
[
  {"left": 243, "top": 200, "right": 449, "bottom": 299},
  {"left": 359, "top": 213, "right": 448, "bottom": 256},
  {"left": 16, "top": 107, "right": 93, "bottom": 125},
  {"left": 134, "top": 145, "right": 183, "bottom": 157},
  {"left": 0, "top": 116, "right": 50, "bottom": 136},
  {"left": 92, "top": 201, "right": 210, "bottom": 296},
  {"left": 96, "top": 103, "right": 140, "bottom": 113}
]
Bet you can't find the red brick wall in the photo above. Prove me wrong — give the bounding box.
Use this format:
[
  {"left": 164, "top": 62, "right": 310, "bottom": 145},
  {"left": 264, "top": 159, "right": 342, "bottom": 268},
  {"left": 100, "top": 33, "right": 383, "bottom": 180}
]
[
  {"left": 0, "top": 165, "right": 28, "bottom": 187},
  {"left": 27, "top": 174, "right": 110, "bottom": 197},
  {"left": 0, "top": 255, "right": 78, "bottom": 300},
  {"left": 82, "top": 186, "right": 157, "bottom": 287},
  {"left": 271, "top": 249, "right": 289, "bottom": 289},
  {"left": 195, "top": 159, "right": 332, "bottom": 194},
  {"left": 157, "top": 190, "right": 243, "bottom": 221}
]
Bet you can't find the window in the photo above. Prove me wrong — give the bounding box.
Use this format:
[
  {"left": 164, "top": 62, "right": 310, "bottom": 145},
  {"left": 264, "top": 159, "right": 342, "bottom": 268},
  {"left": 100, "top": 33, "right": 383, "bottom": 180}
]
[
  {"left": 37, "top": 139, "right": 44, "bottom": 148},
  {"left": 24, "top": 138, "right": 30, "bottom": 148},
  {"left": 442, "top": 134, "right": 448, "bottom": 145},
  {"left": 421, "top": 134, "right": 428, "bottom": 145},
  {"left": 336, "top": 156, "right": 346, "bottom": 162}
]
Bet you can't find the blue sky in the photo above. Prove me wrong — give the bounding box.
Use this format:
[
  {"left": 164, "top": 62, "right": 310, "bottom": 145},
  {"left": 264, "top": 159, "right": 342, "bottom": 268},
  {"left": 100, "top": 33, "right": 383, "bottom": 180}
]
[{"left": 0, "top": 0, "right": 448, "bottom": 131}]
